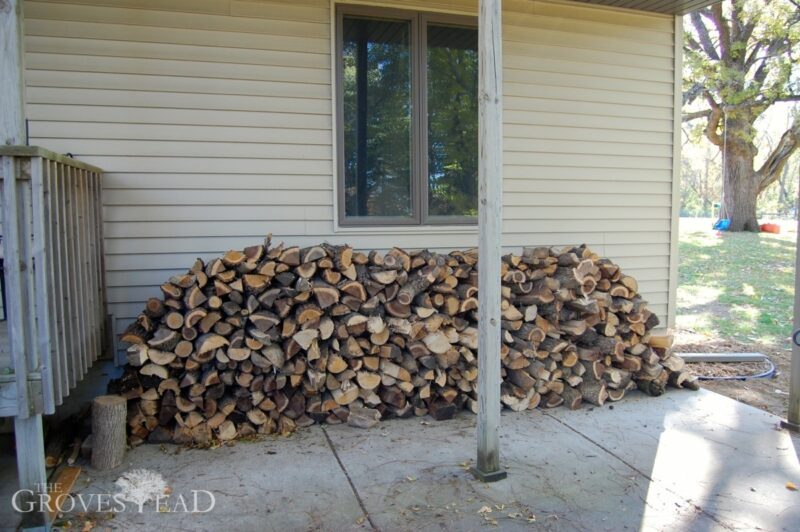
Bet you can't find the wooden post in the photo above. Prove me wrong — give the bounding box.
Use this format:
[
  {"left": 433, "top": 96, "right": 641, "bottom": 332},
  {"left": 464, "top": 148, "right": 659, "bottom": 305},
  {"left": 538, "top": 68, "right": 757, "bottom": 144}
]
[
  {"left": 2, "top": 1, "right": 49, "bottom": 528},
  {"left": 1, "top": 0, "right": 26, "bottom": 146},
  {"left": 783, "top": 188, "right": 800, "bottom": 431},
  {"left": 470, "top": 0, "right": 506, "bottom": 482}
]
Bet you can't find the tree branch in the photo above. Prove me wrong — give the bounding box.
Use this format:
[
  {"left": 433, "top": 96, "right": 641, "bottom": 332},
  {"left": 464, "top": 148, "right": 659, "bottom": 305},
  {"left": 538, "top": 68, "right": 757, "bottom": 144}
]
[
  {"left": 684, "top": 36, "right": 704, "bottom": 54},
  {"left": 690, "top": 10, "right": 720, "bottom": 61},
  {"left": 731, "top": 0, "right": 758, "bottom": 63},
  {"left": 683, "top": 109, "right": 712, "bottom": 122},
  {"left": 710, "top": 3, "right": 731, "bottom": 61},
  {"left": 704, "top": 92, "right": 724, "bottom": 146},
  {"left": 744, "top": 41, "right": 762, "bottom": 70},
  {"left": 757, "top": 118, "right": 800, "bottom": 193},
  {"left": 683, "top": 82, "right": 705, "bottom": 106},
  {"left": 752, "top": 38, "right": 793, "bottom": 86}
]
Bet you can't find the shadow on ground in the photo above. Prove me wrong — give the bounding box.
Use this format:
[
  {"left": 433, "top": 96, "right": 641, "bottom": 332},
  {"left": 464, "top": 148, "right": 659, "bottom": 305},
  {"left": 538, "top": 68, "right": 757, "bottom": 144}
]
[{"left": 4, "top": 389, "right": 795, "bottom": 532}]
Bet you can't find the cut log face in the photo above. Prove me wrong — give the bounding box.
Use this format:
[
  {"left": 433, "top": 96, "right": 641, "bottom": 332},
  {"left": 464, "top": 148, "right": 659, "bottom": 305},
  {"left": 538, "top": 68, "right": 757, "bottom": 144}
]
[
  {"left": 116, "top": 240, "right": 689, "bottom": 443},
  {"left": 196, "top": 334, "right": 229, "bottom": 355}
]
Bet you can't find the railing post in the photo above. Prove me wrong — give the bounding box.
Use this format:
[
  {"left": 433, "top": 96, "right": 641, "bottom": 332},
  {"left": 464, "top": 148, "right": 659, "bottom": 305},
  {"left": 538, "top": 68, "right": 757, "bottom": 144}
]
[
  {"left": 3, "top": 2, "right": 50, "bottom": 527},
  {"left": 1, "top": 0, "right": 26, "bottom": 146},
  {"left": 31, "top": 156, "right": 56, "bottom": 414},
  {"left": 3, "top": 155, "right": 49, "bottom": 530}
]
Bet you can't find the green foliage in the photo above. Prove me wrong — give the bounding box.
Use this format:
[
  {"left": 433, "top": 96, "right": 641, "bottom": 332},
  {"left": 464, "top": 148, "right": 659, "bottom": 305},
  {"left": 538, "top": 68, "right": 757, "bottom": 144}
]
[
  {"left": 681, "top": 152, "right": 721, "bottom": 217},
  {"left": 756, "top": 156, "right": 799, "bottom": 216},
  {"left": 342, "top": 18, "right": 413, "bottom": 217},
  {"left": 682, "top": 1, "right": 800, "bottom": 230},
  {"left": 426, "top": 30, "right": 479, "bottom": 217},
  {"left": 340, "top": 19, "right": 479, "bottom": 219},
  {"left": 684, "top": 0, "right": 800, "bottom": 128},
  {"left": 680, "top": 143, "right": 798, "bottom": 218}
]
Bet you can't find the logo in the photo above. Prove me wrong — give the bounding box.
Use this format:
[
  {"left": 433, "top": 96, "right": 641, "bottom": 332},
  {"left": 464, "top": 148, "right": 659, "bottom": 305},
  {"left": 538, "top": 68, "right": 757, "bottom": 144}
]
[{"left": 12, "top": 469, "right": 216, "bottom": 515}]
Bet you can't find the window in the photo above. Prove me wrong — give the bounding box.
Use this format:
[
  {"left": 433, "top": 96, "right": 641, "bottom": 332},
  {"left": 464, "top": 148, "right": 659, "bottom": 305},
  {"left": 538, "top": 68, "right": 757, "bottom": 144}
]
[{"left": 336, "top": 7, "right": 478, "bottom": 226}]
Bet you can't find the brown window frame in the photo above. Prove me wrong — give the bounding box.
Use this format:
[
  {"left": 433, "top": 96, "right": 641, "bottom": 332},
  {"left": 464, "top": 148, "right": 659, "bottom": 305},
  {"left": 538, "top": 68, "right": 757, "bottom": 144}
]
[{"left": 335, "top": 4, "right": 478, "bottom": 227}]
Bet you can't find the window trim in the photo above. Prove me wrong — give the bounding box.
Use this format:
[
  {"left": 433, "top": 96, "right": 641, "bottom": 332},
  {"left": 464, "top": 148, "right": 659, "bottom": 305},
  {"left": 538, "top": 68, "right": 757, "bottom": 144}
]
[{"left": 335, "top": 4, "right": 478, "bottom": 227}]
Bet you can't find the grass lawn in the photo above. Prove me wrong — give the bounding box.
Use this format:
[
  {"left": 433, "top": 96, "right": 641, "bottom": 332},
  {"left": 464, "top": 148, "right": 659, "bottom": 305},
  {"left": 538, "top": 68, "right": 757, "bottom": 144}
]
[{"left": 677, "top": 217, "right": 796, "bottom": 349}]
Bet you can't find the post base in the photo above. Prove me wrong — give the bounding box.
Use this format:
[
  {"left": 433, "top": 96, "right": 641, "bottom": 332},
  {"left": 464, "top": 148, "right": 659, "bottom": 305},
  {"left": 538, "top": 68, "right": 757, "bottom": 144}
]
[
  {"left": 780, "top": 419, "right": 800, "bottom": 432},
  {"left": 469, "top": 466, "right": 507, "bottom": 483}
]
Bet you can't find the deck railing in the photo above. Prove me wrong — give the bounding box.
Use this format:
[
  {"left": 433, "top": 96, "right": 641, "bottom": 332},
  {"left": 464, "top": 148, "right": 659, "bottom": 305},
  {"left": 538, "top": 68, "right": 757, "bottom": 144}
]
[{"left": 0, "top": 146, "right": 106, "bottom": 417}]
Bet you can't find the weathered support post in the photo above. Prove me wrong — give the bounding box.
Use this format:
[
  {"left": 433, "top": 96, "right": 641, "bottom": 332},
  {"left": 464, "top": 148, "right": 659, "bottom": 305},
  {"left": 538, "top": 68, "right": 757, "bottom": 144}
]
[
  {"left": 1, "top": 0, "right": 26, "bottom": 145},
  {"left": 470, "top": 0, "right": 506, "bottom": 482},
  {"left": 2, "top": 0, "right": 49, "bottom": 528},
  {"left": 783, "top": 189, "right": 800, "bottom": 431}
]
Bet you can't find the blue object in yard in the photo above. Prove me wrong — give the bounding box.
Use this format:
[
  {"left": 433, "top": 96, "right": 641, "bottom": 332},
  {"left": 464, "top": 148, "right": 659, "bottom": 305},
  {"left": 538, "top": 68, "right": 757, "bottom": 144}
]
[{"left": 713, "top": 218, "right": 731, "bottom": 231}]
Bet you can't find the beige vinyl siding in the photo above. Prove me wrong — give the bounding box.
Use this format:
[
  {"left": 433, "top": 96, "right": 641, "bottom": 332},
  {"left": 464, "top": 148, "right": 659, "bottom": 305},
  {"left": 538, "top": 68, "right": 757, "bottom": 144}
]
[
  {"left": 500, "top": 0, "right": 675, "bottom": 325},
  {"left": 21, "top": 0, "right": 678, "bottom": 339}
]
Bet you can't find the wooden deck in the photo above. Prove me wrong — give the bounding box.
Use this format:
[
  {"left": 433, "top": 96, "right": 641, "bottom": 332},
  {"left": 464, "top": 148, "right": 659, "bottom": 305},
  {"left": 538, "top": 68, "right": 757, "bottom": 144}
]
[{"left": 1, "top": 146, "right": 107, "bottom": 418}]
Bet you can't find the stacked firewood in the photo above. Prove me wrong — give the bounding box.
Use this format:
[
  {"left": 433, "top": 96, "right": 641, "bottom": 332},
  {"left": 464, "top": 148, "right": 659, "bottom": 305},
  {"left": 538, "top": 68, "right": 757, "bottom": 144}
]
[{"left": 116, "top": 237, "right": 694, "bottom": 444}]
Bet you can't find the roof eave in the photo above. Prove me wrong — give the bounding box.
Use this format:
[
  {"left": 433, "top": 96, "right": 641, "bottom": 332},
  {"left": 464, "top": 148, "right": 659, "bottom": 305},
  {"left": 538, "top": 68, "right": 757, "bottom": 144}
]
[{"left": 571, "top": 0, "right": 719, "bottom": 16}]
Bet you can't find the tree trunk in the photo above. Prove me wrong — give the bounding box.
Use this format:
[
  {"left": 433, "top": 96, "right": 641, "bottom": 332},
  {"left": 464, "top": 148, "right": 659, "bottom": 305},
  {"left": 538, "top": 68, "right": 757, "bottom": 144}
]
[{"left": 722, "top": 146, "right": 760, "bottom": 232}]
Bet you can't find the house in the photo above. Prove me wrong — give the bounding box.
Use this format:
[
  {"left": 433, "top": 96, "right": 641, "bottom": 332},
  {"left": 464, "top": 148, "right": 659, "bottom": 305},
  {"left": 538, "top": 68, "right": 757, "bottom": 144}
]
[
  {"left": 3, "top": 0, "right": 728, "bottom": 525},
  {"left": 6, "top": 0, "right": 711, "bottom": 343}
]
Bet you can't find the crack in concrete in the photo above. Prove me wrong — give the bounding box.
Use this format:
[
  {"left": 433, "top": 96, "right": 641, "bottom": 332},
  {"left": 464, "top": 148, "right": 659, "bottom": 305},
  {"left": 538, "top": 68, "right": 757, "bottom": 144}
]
[
  {"left": 321, "top": 426, "right": 379, "bottom": 531},
  {"left": 542, "top": 411, "right": 736, "bottom": 531}
]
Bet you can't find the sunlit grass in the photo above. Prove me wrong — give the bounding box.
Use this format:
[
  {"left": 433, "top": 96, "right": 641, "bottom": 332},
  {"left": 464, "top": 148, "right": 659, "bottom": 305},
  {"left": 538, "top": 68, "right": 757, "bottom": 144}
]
[{"left": 677, "top": 218, "right": 796, "bottom": 348}]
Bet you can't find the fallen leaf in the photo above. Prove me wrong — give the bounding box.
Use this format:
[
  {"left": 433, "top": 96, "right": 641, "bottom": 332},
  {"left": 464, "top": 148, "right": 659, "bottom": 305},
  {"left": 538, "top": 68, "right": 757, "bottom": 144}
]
[
  {"left": 787, "top": 481, "right": 798, "bottom": 491},
  {"left": 478, "top": 505, "right": 492, "bottom": 514},
  {"left": 356, "top": 516, "right": 366, "bottom": 525},
  {"left": 406, "top": 476, "right": 417, "bottom": 482},
  {"left": 495, "top": 504, "right": 505, "bottom": 510}
]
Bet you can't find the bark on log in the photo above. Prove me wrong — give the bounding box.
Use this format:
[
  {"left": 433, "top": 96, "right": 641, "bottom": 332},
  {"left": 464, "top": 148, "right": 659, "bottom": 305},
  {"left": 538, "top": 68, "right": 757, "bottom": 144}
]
[
  {"left": 114, "top": 240, "right": 690, "bottom": 443},
  {"left": 91, "top": 395, "right": 127, "bottom": 470}
]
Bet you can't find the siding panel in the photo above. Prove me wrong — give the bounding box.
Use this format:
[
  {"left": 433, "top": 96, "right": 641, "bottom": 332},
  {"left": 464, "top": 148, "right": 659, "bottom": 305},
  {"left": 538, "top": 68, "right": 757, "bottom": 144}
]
[{"left": 22, "top": 0, "right": 677, "bottom": 336}]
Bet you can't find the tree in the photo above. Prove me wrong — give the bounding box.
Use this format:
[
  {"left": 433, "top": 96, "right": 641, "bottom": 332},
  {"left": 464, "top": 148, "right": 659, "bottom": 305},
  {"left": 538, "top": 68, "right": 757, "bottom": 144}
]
[
  {"left": 681, "top": 144, "right": 722, "bottom": 217},
  {"left": 683, "top": 0, "right": 800, "bottom": 231}
]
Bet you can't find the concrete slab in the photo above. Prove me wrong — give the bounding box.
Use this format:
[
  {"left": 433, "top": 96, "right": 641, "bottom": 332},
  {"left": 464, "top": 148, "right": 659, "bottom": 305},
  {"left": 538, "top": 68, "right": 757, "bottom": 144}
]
[
  {"left": 0, "top": 361, "right": 120, "bottom": 532},
  {"left": 324, "top": 407, "right": 717, "bottom": 531},
  {"left": 61, "top": 426, "right": 366, "bottom": 531},
  {"left": 546, "top": 388, "right": 800, "bottom": 531},
  {"left": 1, "top": 388, "right": 797, "bottom": 531}
]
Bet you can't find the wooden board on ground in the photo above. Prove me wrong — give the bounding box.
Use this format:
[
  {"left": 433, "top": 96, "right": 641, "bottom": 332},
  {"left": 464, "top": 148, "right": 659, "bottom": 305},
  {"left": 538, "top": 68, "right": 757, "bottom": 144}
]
[
  {"left": 678, "top": 353, "right": 766, "bottom": 363},
  {"left": 47, "top": 465, "right": 81, "bottom": 520}
]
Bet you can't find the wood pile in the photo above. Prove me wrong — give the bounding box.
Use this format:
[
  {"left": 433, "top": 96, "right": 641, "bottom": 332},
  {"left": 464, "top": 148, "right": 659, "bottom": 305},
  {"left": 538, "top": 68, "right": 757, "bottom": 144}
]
[{"left": 115, "top": 237, "right": 694, "bottom": 445}]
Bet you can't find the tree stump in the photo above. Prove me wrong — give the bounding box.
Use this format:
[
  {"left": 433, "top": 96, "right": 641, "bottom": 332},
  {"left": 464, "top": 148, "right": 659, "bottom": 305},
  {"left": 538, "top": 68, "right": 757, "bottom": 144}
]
[{"left": 91, "top": 395, "right": 126, "bottom": 470}]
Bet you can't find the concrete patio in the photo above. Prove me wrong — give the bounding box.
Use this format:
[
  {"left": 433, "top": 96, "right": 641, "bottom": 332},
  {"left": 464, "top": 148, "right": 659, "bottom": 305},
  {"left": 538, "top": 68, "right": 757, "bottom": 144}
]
[{"left": 2, "top": 388, "right": 799, "bottom": 531}]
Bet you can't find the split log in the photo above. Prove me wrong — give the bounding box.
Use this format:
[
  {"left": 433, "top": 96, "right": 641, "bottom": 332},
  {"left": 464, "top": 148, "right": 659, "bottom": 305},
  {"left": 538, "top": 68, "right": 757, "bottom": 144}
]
[{"left": 115, "top": 240, "right": 689, "bottom": 443}]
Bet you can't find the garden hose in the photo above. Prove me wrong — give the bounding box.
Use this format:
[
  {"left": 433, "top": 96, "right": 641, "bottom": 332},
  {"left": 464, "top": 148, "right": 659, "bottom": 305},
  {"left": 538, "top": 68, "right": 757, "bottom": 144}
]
[{"left": 694, "top": 356, "right": 777, "bottom": 381}]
